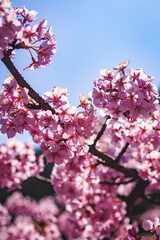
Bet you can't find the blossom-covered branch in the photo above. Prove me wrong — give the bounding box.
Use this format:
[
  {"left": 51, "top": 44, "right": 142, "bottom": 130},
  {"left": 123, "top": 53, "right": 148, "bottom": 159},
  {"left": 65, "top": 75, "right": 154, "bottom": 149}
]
[
  {"left": 1, "top": 1, "right": 160, "bottom": 239},
  {"left": 2, "top": 55, "right": 55, "bottom": 114}
]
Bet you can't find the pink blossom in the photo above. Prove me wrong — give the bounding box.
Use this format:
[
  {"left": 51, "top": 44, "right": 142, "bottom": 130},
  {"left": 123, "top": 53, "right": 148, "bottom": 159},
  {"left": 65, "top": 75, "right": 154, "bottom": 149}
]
[
  {"left": 18, "top": 6, "right": 38, "bottom": 23},
  {"left": 18, "top": 24, "right": 38, "bottom": 46},
  {"left": 0, "top": 3, "right": 56, "bottom": 68},
  {"left": 0, "top": 139, "right": 44, "bottom": 189},
  {"left": 142, "top": 217, "right": 160, "bottom": 231},
  {"left": 79, "top": 94, "right": 93, "bottom": 111},
  {"left": 0, "top": 0, "right": 11, "bottom": 16},
  {"left": 113, "top": 60, "right": 130, "bottom": 72},
  {"left": 0, "top": 204, "right": 10, "bottom": 227}
]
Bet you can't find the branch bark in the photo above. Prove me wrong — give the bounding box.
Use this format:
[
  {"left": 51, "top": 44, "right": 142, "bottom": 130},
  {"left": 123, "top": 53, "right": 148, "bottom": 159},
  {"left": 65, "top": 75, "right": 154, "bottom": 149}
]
[
  {"left": 89, "top": 147, "right": 138, "bottom": 178},
  {"left": 92, "top": 116, "right": 110, "bottom": 147},
  {"left": 115, "top": 142, "right": 129, "bottom": 162},
  {"left": 1, "top": 55, "right": 55, "bottom": 114},
  {"left": 125, "top": 178, "right": 150, "bottom": 211}
]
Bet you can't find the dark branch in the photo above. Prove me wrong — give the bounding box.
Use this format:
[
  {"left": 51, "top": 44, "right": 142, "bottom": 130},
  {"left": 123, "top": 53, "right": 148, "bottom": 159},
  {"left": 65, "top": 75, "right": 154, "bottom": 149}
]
[
  {"left": 1, "top": 55, "right": 55, "bottom": 114},
  {"left": 115, "top": 142, "right": 129, "bottom": 162},
  {"left": 100, "top": 178, "right": 136, "bottom": 185},
  {"left": 89, "top": 148, "right": 138, "bottom": 178},
  {"left": 92, "top": 116, "right": 110, "bottom": 148},
  {"left": 143, "top": 193, "right": 160, "bottom": 205},
  {"left": 125, "top": 178, "right": 150, "bottom": 211}
]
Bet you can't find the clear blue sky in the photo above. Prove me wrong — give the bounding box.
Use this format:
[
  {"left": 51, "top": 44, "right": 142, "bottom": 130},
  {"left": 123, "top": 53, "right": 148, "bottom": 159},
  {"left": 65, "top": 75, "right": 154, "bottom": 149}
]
[{"left": 0, "top": 0, "right": 160, "bottom": 143}]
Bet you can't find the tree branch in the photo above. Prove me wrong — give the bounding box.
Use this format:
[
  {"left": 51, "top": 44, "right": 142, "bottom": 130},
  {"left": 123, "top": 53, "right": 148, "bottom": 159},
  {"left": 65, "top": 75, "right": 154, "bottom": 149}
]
[
  {"left": 2, "top": 51, "right": 151, "bottom": 214},
  {"left": 1, "top": 55, "right": 55, "bottom": 114},
  {"left": 115, "top": 142, "right": 129, "bottom": 162},
  {"left": 143, "top": 193, "right": 160, "bottom": 205},
  {"left": 125, "top": 178, "right": 150, "bottom": 211},
  {"left": 89, "top": 147, "right": 138, "bottom": 178},
  {"left": 100, "top": 177, "right": 136, "bottom": 185},
  {"left": 92, "top": 116, "right": 110, "bottom": 148}
]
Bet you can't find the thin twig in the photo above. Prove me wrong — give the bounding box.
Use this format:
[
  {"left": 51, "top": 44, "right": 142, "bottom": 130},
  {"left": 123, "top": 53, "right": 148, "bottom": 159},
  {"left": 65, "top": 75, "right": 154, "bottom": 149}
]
[
  {"left": 100, "top": 178, "right": 136, "bottom": 185},
  {"left": 115, "top": 142, "right": 129, "bottom": 162},
  {"left": 92, "top": 116, "right": 110, "bottom": 148}
]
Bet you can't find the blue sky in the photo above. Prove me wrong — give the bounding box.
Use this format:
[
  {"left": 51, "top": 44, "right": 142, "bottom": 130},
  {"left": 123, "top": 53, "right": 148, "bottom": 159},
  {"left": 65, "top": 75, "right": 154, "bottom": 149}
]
[{"left": 0, "top": 0, "right": 160, "bottom": 143}]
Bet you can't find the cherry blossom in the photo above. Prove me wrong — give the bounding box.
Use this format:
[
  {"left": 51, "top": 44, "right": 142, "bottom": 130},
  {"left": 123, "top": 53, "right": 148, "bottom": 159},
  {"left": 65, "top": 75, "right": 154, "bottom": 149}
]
[
  {"left": 1, "top": 1, "right": 160, "bottom": 239},
  {"left": 0, "top": 192, "right": 62, "bottom": 240},
  {"left": 0, "top": 139, "right": 44, "bottom": 189},
  {"left": 0, "top": 1, "right": 56, "bottom": 69},
  {"left": 92, "top": 63, "right": 159, "bottom": 122}
]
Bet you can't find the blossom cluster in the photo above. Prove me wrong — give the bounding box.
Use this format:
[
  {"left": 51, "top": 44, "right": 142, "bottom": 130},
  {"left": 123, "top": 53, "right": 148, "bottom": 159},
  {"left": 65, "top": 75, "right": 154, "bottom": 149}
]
[
  {"left": 52, "top": 159, "right": 130, "bottom": 240},
  {"left": 1, "top": 191, "right": 160, "bottom": 240},
  {"left": 0, "top": 0, "right": 56, "bottom": 69},
  {"left": 0, "top": 191, "right": 132, "bottom": 240},
  {"left": 1, "top": 0, "right": 160, "bottom": 239},
  {"left": 0, "top": 74, "right": 96, "bottom": 166},
  {"left": 95, "top": 110, "right": 160, "bottom": 189},
  {"left": 128, "top": 217, "right": 160, "bottom": 240},
  {"left": 0, "top": 74, "right": 132, "bottom": 239},
  {"left": 0, "top": 139, "right": 44, "bottom": 189},
  {"left": 0, "top": 192, "right": 62, "bottom": 240},
  {"left": 92, "top": 61, "right": 159, "bottom": 122},
  {"left": 1, "top": 69, "right": 160, "bottom": 238},
  {"left": 92, "top": 62, "right": 160, "bottom": 188},
  {"left": 0, "top": 73, "right": 131, "bottom": 238},
  {"left": 1, "top": 65, "right": 160, "bottom": 238}
]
